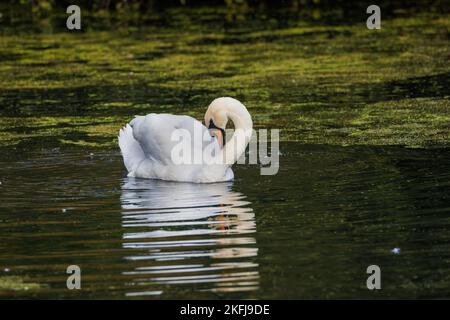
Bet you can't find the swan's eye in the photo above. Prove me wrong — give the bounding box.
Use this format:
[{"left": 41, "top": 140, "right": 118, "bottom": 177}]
[{"left": 208, "top": 119, "right": 217, "bottom": 129}]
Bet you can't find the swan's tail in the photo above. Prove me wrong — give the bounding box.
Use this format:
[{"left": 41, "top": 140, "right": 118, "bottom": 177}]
[{"left": 118, "top": 124, "right": 146, "bottom": 175}]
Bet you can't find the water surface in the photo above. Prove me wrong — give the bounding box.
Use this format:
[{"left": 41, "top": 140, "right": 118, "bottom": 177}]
[{"left": 1, "top": 143, "right": 449, "bottom": 299}]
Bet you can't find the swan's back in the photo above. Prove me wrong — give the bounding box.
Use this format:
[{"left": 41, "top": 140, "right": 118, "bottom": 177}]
[
  {"left": 119, "top": 113, "right": 230, "bottom": 182},
  {"left": 131, "top": 114, "right": 195, "bottom": 164}
]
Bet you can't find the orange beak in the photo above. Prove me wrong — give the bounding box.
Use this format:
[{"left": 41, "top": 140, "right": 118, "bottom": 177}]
[{"left": 209, "top": 128, "right": 224, "bottom": 149}]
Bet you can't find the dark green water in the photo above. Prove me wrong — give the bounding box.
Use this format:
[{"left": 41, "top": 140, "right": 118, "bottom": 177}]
[
  {"left": 0, "top": 3, "right": 449, "bottom": 298},
  {"left": 1, "top": 144, "right": 450, "bottom": 299}
]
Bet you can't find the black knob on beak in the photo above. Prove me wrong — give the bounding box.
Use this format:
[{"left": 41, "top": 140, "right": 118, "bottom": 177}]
[{"left": 208, "top": 120, "right": 226, "bottom": 146}]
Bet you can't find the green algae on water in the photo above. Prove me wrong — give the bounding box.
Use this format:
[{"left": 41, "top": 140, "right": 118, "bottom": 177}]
[
  {"left": 0, "top": 276, "right": 44, "bottom": 291},
  {"left": 0, "top": 6, "right": 449, "bottom": 150}
]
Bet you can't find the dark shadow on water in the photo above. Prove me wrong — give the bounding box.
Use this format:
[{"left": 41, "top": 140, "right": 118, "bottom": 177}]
[
  {"left": 0, "top": 83, "right": 217, "bottom": 117},
  {"left": 268, "top": 71, "right": 450, "bottom": 107},
  {"left": 2, "top": 72, "right": 448, "bottom": 119},
  {"left": 355, "top": 72, "right": 450, "bottom": 103}
]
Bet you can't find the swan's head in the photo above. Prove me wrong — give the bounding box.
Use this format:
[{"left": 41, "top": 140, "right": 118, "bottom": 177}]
[{"left": 204, "top": 97, "right": 253, "bottom": 147}]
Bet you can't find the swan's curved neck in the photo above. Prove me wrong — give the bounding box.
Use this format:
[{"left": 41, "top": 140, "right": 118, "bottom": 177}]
[{"left": 221, "top": 110, "right": 253, "bottom": 165}]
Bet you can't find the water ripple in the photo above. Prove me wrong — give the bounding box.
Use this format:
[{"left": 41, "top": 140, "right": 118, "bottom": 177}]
[{"left": 120, "top": 178, "right": 259, "bottom": 297}]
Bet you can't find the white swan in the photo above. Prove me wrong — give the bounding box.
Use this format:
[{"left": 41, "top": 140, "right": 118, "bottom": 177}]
[{"left": 118, "top": 97, "right": 253, "bottom": 183}]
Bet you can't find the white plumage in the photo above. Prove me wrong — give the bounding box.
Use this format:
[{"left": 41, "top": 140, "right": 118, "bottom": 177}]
[{"left": 118, "top": 97, "right": 252, "bottom": 183}]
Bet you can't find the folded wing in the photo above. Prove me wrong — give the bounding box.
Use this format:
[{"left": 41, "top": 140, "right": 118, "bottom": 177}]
[{"left": 129, "top": 114, "right": 217, "bottom": 166}]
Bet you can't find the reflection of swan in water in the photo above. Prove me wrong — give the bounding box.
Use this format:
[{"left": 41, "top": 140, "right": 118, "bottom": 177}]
[{"left": 120, "top": 178, "right": 259, "bottom": 297}]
